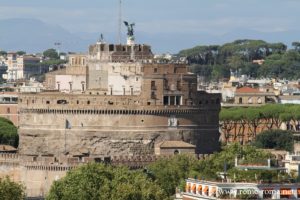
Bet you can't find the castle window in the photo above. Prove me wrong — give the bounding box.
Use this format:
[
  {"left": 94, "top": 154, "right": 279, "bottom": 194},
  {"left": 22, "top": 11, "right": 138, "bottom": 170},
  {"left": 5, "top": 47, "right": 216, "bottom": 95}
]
[
  {"left": 154, "top": 68, "right": 158, "bottom": 73},
  {"left": 77, "top": 100, "right": 79, "bottom": 104},
  {"left": 176, "top": 96, "right": 182, "bottom": 105},
  {"left": 170, "top": 96, "right": 175, "bottom": 105},
  {"left": 57, "top": 100, "right": 68, "bottom": 104},
  {"left": 87, "top": 100, "right": 90, "bottom": 105},
  {"left": 163, "top": 96, "right": 169, "bottom": 105},
  {"left": 32, "top": 100, "right": 35, "bottom": 104},
  {"left": 151, "top": 81, "right": 156, "bottom": 90},
  {"left": 239, "top": 97, "right": 243, "bottom": 104},
  {"left": 7, "top": 107, "right": 10, "bottom": 114},
  {"left": 109, "top": 44, "right": 114, "bottom": 51},
  {"left": 46, "top": 101, "right": 50, "bottom": 104},
  {"left": 151, "top": 91, "right": 156, "bottom": 99}
]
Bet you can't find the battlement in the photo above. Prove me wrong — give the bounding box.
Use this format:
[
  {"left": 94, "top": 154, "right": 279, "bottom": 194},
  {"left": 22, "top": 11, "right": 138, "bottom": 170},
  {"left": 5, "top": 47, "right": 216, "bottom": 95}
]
[{"left": 89, "top": 43, "right": 153, "bottom": 62}]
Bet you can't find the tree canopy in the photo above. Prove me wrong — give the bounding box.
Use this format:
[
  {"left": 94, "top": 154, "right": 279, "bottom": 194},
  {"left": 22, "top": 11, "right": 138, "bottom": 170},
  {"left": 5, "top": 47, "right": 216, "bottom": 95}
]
[
  {"left": 43, "top": 48, "right": 59, "bottom": 59},
  {"left": 0, "top": 117, "right": 18, "bottom": 147},
  {"left": 252, "top": 130, "right": 294, "bottom": 152},
  {"left": 0, "top": 177, "right": 25, "bottom": 200},
  {"left": 220, "top": 104, "right": 300, "bottom": 144},
  {"left": 16, "top": 51, "right": 26, "bottom": 56},
  {"left": 179, "top": 39, "right": 300, "bottom": 81},
  {"left": 47, "top": 144, "right": 293, "bottom": 199},
  {"left": 46, "top": 163, "right": 168, "bottom": 200}
]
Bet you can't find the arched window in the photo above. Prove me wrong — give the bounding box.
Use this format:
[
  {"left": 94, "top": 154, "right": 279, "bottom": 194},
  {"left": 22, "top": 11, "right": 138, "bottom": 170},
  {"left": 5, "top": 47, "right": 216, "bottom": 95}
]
[
  {"left": 239, "top": 97, "right": 243, "bottom": 104},
  {"left": 174, "top": 150, "right": 179, "bottom": 155},
  {"left": 257, "top": 97, "right": 262, "bottom": 104},
  {"left": 248, "top": 97, "right": 253, "bottom": 104}
]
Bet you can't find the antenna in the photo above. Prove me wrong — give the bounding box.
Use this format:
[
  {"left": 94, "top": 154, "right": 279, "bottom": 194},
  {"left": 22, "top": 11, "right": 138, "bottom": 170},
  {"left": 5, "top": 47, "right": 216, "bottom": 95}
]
[{"left": 118, "top": 0, "right": 122, "bottom": 44}]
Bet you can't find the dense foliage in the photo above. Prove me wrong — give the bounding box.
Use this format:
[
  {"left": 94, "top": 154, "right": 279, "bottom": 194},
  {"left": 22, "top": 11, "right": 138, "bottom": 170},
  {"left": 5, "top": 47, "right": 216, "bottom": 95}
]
[
  {"left": 43, "top": 48, "right": 59, "bottom": 60},
  {"left": 47, "top": 144, "right": 291, "bottom": 199},
  {"left": 148, "top": 144, "right": 280, "bottom": 194},
  {"left": 0, "top": 117, "right": 18, "bottom": 147},
  {"left": 46, "top": 163, "right": 168, "bottom": 200},
  {"left": 252, "top": 130, "right": 294, "bottom": 152},
  {"left": 147, "top": 155, "right": 200, "bottom": 196},
  {"left": 179, "top": 39, "right": 300, "bottom": 81},
  {"left": 0, "top": 177, "right": 25, "bottom": 200},
  {"left": 220, "top": 104, "right": 300, "bottom": 144}
]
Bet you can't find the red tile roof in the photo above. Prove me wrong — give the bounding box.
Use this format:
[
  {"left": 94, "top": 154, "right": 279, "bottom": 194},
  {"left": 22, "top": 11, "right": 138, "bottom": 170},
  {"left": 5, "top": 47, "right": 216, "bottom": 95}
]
[{"left": 236, "top": 86, "right": 260, "bottom": 93}]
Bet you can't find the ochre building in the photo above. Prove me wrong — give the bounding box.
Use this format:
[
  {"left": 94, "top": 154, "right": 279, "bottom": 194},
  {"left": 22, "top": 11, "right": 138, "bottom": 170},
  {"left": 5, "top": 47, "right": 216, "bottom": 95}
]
[{"left": 18, "top": 42, "right": 221, "bottom": 157}]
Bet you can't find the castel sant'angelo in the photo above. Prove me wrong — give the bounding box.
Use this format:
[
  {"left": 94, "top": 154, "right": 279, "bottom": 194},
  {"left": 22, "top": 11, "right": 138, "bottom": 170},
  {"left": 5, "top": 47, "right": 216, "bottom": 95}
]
[{"left": 18, "top": 23, "right": 221, "bottom": 159}]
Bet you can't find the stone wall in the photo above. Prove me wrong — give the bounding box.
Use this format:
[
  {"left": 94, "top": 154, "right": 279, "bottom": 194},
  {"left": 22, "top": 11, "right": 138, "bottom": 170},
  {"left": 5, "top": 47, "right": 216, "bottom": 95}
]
[{"left": 19, "top": 107, "right": 220, "bottom": 155}]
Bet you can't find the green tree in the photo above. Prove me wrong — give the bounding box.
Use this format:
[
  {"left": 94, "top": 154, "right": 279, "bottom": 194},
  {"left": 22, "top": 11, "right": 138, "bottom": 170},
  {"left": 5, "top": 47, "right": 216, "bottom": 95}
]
[
  {"left": 0, "top": 177, "right": 25, "bottom": 200},
  {"left": 0, "top": 51, "right": 7, "bottom": 56},
  {"left": 244, "top": 108, "right": 263, "bottom": 140},
  {"left": 16, "top": 51, "right": 26, "bottom": 56},
  {"left": 252, "top": 130, "right": 294, "bottom": 152},
  {"left": 47, "top": 163, "right": 167, "bottom": 200},
  {"left": 292, "top": 41, "right": 300, "bottom": 52},
  {"left": 148, "top": 155, "right": 199, "bottom": 196},
  {"left": 0, "top": 117, "right": 18, "bottom": 147},
  {"left": 43, "top": 49, "right": 59, "bottom": 59}
]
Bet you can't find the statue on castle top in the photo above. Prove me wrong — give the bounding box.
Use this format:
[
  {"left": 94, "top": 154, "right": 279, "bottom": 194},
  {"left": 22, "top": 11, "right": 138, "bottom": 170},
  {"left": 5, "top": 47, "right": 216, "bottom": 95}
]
[{"left": 124, "top": 21, "right": 135, "bottom": 37}]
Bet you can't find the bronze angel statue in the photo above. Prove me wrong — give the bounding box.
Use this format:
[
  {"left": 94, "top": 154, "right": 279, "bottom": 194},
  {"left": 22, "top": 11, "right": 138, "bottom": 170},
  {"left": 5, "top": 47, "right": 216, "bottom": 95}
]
[{"left": 124, "top": 21, "right": 135, "bottom": 37}]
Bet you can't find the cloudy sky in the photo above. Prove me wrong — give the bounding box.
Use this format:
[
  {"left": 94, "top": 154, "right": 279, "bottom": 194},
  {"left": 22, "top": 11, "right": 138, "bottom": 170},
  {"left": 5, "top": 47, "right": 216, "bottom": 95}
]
[{"left": 0, "top": 0, "right": 299, "bottom": 53}]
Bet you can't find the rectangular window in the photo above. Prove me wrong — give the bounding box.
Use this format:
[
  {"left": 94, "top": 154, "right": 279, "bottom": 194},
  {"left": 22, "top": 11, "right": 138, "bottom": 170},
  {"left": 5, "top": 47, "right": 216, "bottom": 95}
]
[
  {"left": 170, "top": 96, "right": 175, "bottom": 105},
  {"left": 151, "top": 81, "right": 156, "bottom": 90},
  {"left": 163, "top": 96, "right": 169, "bottom": 105},
  {"left": 176, "top": 96, "right": 182, "bottom": 105}
]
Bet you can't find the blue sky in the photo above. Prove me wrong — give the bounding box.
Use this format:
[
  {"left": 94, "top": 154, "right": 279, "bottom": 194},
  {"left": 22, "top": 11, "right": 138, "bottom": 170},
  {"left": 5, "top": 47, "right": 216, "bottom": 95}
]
[{"left": 0, "top": 0, "right": 299, "bottom": 53}]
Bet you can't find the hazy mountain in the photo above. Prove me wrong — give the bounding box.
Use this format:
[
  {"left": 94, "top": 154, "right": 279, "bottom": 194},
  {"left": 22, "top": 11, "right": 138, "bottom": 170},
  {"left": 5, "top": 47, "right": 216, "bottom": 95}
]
[
  {"left": 0, "top": 18, "right": 299, "bottom": 54},
  {"left": 0, "top": 18, "right": 90, "bottom": 53}
]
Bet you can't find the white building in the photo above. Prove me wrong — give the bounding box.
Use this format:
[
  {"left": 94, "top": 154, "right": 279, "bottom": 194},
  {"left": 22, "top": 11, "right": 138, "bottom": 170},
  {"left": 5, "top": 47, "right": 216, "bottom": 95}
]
[
  {"left": 183, "top": 179, "right": 300, "bottom": 199},
  {"left": 3, "top": 53, "right": 45, "bottom": 81}
]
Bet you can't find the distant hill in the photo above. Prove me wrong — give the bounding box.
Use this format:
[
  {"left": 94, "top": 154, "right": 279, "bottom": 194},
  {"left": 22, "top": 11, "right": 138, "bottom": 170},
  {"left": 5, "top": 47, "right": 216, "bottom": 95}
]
[
  {"left": 0, "top": 18, "right": 299, "bottom": 54},
  {"left": 0, "top": 18, "right": 90, "bottom": 53}
]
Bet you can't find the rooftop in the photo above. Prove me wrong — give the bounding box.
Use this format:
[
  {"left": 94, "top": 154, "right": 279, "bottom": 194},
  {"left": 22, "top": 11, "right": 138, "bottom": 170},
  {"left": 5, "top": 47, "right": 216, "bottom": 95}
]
[
  {"left": 157, "top": 141, "right": 196, "bottom": 148},
  {"left": 235, "top": 86, "right": 260, "bottom": 93}
]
